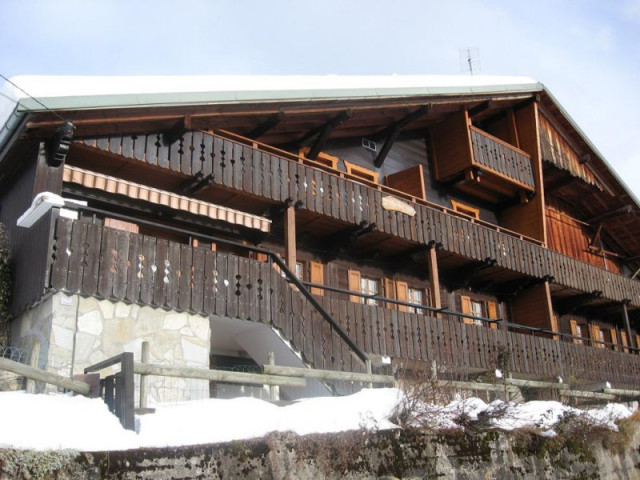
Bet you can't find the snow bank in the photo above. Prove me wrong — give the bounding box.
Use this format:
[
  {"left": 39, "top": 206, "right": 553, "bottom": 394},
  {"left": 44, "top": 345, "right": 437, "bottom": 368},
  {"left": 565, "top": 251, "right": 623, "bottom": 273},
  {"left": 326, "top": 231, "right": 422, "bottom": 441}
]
[{"left": 0, "top": 389, "right": 634, "bottom": 452}]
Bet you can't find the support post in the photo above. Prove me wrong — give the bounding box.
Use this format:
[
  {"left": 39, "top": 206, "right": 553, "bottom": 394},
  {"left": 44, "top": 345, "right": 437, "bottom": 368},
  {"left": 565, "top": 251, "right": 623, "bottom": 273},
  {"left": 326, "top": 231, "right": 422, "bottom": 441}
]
[
  {"left": 284, "top": 205, "right": 297, "bottom": 271},
  {"left": 622, "top": 302, "right": 635, "bottom": 351},
  {"left": 268, "top": 352, "right": 279, "bottom": 401},
  {"left": 427, "top": 246, "right": 441, "bottom": 314},
  {"left": 365, "top": 359, "right": 373, "bottom": 389},
  {"left": 140, "top": 341, "right": 149, "bottom": 409}
]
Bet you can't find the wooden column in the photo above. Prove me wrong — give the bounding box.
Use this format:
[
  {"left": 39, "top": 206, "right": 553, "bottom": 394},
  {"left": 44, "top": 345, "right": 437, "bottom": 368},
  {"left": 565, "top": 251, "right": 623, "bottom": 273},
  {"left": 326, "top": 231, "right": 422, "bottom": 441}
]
[
  {"left": 284, "top": 205, "right": 297, "bottom": 271},
  {"left": 622, "top": 302, "right": 635, "bottom": 351},
  {"left": 427, "top": 246, "right": 441, "bottom": 311}
]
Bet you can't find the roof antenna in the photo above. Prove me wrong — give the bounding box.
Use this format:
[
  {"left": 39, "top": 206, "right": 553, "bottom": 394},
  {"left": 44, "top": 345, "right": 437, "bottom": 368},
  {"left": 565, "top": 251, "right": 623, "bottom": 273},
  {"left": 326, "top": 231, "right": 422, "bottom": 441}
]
[{"left": 459, "top": 47, "right": 480, "bottom": 75}]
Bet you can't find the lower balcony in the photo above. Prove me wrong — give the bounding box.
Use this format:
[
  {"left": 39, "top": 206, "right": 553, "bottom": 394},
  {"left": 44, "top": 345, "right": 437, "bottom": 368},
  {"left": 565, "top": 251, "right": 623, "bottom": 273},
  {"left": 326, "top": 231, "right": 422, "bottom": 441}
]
[{"left": 43, "top": 214, "right": 640, "bottom": 390}]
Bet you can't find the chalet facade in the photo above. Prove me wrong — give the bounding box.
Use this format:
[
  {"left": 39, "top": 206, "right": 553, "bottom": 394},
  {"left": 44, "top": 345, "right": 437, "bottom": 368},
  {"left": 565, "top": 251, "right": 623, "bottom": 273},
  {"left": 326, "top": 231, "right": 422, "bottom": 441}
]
[{"left": 1, "top": 75, "right": 640, "bottom": 399}]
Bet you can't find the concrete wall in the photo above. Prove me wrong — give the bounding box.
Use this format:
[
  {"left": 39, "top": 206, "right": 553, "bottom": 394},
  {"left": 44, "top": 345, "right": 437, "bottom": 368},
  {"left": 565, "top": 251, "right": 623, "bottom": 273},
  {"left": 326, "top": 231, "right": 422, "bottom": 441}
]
[{"left": 11, "top": 293, "right": 211, "bottom": 403}]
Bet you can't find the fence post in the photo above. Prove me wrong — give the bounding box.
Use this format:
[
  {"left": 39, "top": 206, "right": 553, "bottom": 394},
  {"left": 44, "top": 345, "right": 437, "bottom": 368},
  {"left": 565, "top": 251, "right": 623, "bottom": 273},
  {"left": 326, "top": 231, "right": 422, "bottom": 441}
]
[
  {"left": 121, "top": 352, "right": 135, "bottom": 431},
  {"left": 140, "top": 341, "right": 149, "bottom": 409},
  {"left": 366, "top": 359, "right": 373, "bottom": 389},
  {"left": 268, "top": 351, "right": 279, "bottom": 401}
]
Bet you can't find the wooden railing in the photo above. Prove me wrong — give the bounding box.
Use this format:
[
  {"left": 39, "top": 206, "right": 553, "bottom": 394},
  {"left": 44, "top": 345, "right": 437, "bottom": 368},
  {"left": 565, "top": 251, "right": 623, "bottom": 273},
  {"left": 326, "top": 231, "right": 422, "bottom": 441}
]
[
  {"left": 470, "top": 126, "right": 535, "bottom": 189},
  {"left": 46, "top": 217, "right": 640, "bottom": 389},
  {"left": 75, "top": 130, "right": 640, "bottom": 307},
  {"left": 319, "top": 297, "right": 640, "bottom": 389},
  {"left": 48, "top": 216, "right": 366, "bottom": 379}
]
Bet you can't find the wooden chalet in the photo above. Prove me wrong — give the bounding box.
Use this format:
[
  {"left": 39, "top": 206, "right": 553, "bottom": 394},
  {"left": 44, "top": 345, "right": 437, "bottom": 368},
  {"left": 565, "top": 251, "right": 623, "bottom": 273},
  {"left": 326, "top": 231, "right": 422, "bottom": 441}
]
[{"left": 1, "top": 75, "right": 640, "bottom": 398}]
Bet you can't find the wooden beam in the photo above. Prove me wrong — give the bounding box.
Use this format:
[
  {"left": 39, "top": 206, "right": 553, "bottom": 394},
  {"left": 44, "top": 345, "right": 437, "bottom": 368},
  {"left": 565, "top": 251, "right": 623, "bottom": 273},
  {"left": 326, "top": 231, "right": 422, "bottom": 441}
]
[
  {"left": 306, "top": 110, "right": 352, "bottom": 160},
  {"left": 133, "top": 362, "right": 306, "bottom": 388},
  {"left": 162, "top": 115, "right": 191, "bottom": 145},
  {"left": 555, "top": 292, "right": 603, "bottom": 316},
  {"left": 373, "top": 105, "right": 431, "bottom": 168},
  {"left": 0, "top": 357, "right": 91, "bottom": 395},
  {"left": 586, "top": 205, "right": 634, "bottom": 224},
  {"left": 248, "top": 111, "right": 285, "bottom": 139},
  {"left": 47, "top": 120, "right": 75, "bottom": 167},
  {"left": 427, "top": 245, "right": 442, "bottom": 310},
  {"left": 467, "top": 100, "right": 492, "bottom": 118},
  {"left": 622, "top": 302, "right": 635, "bottom": 350},
  {"left": 262, "top": 364, "right": 395, "bottom": 385},
  {"left": 284, "top": 204, "right": 296, "bottom": 271}
]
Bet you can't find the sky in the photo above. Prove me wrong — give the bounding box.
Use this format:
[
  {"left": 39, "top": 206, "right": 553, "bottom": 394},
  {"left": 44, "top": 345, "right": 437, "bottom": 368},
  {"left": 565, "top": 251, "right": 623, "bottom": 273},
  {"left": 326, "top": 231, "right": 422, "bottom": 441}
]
[{"left": 1, "top": 0, "right": 639, "bottom": 196}]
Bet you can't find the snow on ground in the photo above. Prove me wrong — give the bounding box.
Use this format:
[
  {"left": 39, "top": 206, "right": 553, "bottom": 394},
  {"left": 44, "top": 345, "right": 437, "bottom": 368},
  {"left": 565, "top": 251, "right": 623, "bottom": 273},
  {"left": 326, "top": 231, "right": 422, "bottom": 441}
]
[{"left": 0, "top": 389, "right": 634, "bottom": 452}]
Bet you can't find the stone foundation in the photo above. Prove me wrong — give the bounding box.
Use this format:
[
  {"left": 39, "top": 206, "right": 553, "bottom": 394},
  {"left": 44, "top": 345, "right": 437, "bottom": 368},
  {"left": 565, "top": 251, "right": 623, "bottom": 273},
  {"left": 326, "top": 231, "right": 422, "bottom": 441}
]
[{"left": 11, "top": 293, "right": 211, "bottom": 403}]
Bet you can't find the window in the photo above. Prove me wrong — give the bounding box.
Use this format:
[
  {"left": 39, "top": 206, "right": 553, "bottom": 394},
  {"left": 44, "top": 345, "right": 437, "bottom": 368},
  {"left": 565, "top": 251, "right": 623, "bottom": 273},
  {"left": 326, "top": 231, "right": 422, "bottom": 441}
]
[
  {"left": 407, "top": 287, "right": 425, "bottom": 314},
  {"left": 360, "top": 276, "right": 380, "bottom": 305},
  {"left": 460, "top": 295, "right": 498, "bottom": 328},
  {"left": 295, "top": 261, "right": 306, "bottom": 280},
  {"left": 451, "top": 200, "right": 480, "bottom": 219},
  {"left": 348, "top": 269, "right": 379, "bottom": 304}
]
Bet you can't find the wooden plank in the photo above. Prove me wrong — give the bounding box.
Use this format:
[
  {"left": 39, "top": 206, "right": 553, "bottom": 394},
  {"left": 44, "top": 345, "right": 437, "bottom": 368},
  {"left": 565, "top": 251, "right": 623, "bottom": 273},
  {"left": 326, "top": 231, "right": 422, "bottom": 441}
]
[
  {"left": 212, "top": 136, "right": 224, "bottom": 185},
  {"left": 50, "top": 217, "right": 73, "bottom": 290},
  {"left": 232, "top": 139, "right": 244, "bottom": 190},
  {"left": 81, "top": 222, "right": 102, "bottom": 296},
  {"left": 152, "top": 239, "right": 169, "bottom": 308},
  {"left": 97, "top": 227, "right": 117, "bottom": 299},
  {"left": 190, "top": 246, "right": 205, "bottom": 314},
  {"left": 177, "top": 243, "right": 192, "bottom": 312},
  {"left": 226, "top": 253, "right": 239, "bottom": 318},
  {"left": 237, "top": 256, "right": 249, "bottom": 320}
]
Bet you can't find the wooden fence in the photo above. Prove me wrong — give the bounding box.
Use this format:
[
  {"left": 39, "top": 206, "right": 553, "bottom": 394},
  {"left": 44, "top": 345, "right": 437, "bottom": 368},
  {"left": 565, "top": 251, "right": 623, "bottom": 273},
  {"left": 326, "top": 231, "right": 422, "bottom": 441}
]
[{"left": 76, "top": 130, "right": 640, "bottom": 307}]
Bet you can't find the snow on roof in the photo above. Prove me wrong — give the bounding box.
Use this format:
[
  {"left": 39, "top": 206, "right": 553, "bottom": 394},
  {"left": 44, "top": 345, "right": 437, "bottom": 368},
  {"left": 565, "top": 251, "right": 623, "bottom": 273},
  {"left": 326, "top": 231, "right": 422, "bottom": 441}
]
[{"left": 2, "top": 75, "right": 542, "bottom": 112}]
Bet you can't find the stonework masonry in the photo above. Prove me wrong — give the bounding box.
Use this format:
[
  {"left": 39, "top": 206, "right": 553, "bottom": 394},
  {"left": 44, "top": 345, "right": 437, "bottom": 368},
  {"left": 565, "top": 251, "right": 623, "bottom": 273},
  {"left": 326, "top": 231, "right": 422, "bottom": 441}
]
[{"left": 12, "top": 293, "right": 211, "bottom": 402}]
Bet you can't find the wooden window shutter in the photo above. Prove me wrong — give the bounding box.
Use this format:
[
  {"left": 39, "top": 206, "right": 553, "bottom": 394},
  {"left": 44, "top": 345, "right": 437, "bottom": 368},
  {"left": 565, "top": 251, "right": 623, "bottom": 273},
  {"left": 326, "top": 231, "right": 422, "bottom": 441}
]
[
  {"left": 348, "top": 269, "right": 362, "bottom": 303},
  {"left": 621, "top": 331, "right": 629, "bottom": 353},
  {"left": 384, "top": 278, "right": 396, "bottom": 309},
  {"left": 396, "top": 281, "right": 409, "bottom": 313},
  {"left": 589, "top": 324, "right": 602, "bottom": 348},
  {"left": 636, "top": 334, "right": 640, "bottom": 354},
  {"left": 609, "top": 329, "right": 618, "bottom": 351},
  {"left": 310, "top": 261, "right": 324, "bottom": 296},
  {"left": 487, "top": 301, "right": 498, "bottom": 329},
  {"left": 460, "top": 295, "right": 473, "bottom": 325}
]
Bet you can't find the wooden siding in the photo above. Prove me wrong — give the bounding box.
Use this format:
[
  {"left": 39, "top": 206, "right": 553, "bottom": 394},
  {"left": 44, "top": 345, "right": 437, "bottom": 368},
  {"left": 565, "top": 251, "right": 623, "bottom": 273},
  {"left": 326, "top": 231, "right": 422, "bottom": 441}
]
[
  {"left": 75, "top": 131, "right": 640, "bottom": 307},
  {"left": 469, "top": 127, "right": 534, "bottom": 189},
  {"left": 546, "top": 204, "right": 621, "bottom": 273},
  {"left": 0, "top": 146, "right": 56, "bottom": 314},
  {"left": 47, "top": 217, "right": 640, "bottom": 388},
  {"left": 539, "top": 113, "right": 602, "bottom": 188}
]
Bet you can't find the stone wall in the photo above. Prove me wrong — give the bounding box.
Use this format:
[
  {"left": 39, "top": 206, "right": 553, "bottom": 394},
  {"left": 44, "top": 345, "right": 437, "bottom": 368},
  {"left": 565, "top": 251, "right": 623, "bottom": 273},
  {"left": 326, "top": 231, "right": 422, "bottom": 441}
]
[
  {"left": 11, "top": 293, "right": 211, "bottom": 402},
  {"left": 2, "top": 429, "right": 639, "bottom": 479}
]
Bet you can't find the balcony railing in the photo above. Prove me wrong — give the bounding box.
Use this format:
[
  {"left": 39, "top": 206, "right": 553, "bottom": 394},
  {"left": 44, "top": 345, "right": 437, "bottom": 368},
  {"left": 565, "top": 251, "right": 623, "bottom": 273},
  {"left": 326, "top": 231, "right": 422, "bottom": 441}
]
[
  {"left": 74, "top": 129, "right": 640, "bottom": 307},
  {"left": 470, "top": 126, "right": 535, "bottom": 189},
  {"left": 45, "top": 216, "right": 640, "bottom": 389}
]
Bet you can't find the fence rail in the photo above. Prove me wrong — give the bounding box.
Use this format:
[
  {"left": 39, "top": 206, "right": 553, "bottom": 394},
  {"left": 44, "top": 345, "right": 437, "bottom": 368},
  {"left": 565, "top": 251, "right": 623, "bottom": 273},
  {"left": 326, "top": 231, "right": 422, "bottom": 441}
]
[{"left": 76, "top": 129, "right": 640, "bottom": 307}]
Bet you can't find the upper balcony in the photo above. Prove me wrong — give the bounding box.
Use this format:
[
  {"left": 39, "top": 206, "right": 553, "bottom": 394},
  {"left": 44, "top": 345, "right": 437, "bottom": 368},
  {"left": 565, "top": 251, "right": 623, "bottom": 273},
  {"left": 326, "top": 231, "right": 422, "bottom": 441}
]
[
  {"left": 62, "top": 128, "right": 640, "bottom": 312},
  {"left": 431, "top": 110, "right": 536, "bottom": 204}
]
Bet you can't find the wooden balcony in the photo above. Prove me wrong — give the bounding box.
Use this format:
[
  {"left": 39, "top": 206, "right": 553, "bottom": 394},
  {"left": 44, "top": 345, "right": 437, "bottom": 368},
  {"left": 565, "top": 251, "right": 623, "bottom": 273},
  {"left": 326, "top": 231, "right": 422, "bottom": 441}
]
[
  {"left": 45, "top": 217, "right": 640, "bottom": 389},
  {"left": 431, "top": 111, "right": 535, "bottom": 203},
  {"left": 71, "top": 129, "right": 640, "bottom": 308}
]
